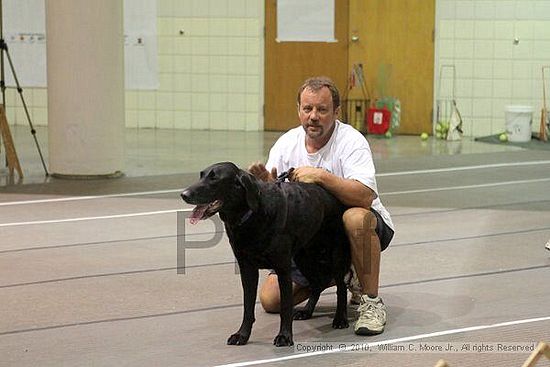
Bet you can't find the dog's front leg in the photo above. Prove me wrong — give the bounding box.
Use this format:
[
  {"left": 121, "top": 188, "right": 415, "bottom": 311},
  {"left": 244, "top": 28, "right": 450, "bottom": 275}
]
[
  {"left": 274, "top": 270, "right": 294, "bottom": 346},
  {"left": 332, "top": 280, "right": 349, "bottom": 329},
  {"left": 227, "top": 264, "right": 258, "bottom": 346}
]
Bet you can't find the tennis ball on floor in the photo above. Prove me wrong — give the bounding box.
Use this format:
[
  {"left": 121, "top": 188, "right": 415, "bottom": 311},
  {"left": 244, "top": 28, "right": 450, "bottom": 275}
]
[
  {"left": 420, "top": 132, "right": 429, "bottom": 140},
  {"left": 499, "top": 133, "right": 508, "bottom": 142},
  {"left": 385, "top": 130, "right": 392, "bottom": 138}
]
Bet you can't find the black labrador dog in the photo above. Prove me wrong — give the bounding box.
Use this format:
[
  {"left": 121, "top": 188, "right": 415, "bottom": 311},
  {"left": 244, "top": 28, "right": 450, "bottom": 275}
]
[
  {"left": 180, "top": 162, "right": 350, "bottom": 346},
  {"left": 292, "top": 222, "right": 350, "bottom": 324}
]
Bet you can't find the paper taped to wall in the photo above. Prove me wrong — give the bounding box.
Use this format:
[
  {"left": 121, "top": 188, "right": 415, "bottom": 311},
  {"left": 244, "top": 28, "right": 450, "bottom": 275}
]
[{"left": 3, "top": 0, "right": 158, "bottom": 90}]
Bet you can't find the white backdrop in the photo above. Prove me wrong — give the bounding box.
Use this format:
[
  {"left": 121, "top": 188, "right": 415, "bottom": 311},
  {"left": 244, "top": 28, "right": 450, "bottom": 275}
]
[
  {"left": 276, "top": 0, "right": 335, "bottom": 42},
  {"left": 3, "top": 0, "right": 158, "bottom": 89}
]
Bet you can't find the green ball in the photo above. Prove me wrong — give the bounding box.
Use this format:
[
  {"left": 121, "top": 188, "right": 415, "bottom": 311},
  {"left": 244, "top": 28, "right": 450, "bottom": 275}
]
[
  {"left": 385, "top": 131, "right": 392, "bottom": 138},
  {"left": 499, "top": 133, "right": 508, "bottom": 142},
  {"left": 420, "top": 132, "right": 429, "bottom": 140}
]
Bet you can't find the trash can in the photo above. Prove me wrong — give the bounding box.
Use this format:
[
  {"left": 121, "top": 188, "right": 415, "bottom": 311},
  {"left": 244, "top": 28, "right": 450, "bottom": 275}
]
[
  {"left": 367, "top": 108, "right": 391, "bottom": 134},
  {"left": 505, "top": 105, "right": 533, "bottom": 142}
]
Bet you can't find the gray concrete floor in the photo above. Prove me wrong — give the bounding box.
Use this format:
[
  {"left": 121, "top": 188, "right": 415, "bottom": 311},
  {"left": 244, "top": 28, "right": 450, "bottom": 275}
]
[{"left": 1, "top": 127, "right": 549, "bottom": 367}]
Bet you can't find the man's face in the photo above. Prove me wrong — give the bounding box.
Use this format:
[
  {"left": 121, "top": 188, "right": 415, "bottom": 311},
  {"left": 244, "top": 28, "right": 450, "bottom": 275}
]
[{"left": 298, "top": 86, "right": 339, "bottom": 142}]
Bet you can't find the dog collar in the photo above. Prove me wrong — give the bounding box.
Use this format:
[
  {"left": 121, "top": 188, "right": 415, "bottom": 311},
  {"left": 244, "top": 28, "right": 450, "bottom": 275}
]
[{"left": 238, "top": 209, "right": 254, "bottom": 226}]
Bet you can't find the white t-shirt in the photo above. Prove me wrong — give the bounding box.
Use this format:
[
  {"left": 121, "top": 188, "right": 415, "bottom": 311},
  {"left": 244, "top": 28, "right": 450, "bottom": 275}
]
[{"left": 266, "top": 120, "right": 394, "bottom": 230}]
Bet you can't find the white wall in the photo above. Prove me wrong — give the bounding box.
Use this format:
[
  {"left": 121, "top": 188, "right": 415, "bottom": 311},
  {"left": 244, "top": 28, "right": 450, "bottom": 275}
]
[
  {"left": 435, "top": 0, "right": 550, "bottom": 137},
  {"left": 6, "top": 0, "right": 265, "bottom": 131},
  {"left": 12, "top": 1, "right": 548, "bottom": 136}
]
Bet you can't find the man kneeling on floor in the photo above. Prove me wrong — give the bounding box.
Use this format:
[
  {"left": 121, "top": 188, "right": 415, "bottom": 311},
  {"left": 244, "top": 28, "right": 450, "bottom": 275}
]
[{"left": 249, "top": 76, "right": 395, "bottom": 335}]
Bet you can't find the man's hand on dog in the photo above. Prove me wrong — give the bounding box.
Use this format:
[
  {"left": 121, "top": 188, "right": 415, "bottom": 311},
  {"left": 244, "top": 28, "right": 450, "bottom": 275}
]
[
  {"left": 290, "top": 166, "right": 326, "bottom": 184},
  {"left": 249, "top": 163, "right": 327, "bottom": 184},
  {"left": 248, "top": 162, "right": 277, "bottom": 182}
]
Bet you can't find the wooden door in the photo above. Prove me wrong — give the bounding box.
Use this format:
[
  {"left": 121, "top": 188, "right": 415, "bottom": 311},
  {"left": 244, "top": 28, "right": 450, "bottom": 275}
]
[
  {"left": 264, "top": 0, "right": 350, "bottom": 131},
  {"left": 350, "top": 0, "right": 435, "bottom": 134}
]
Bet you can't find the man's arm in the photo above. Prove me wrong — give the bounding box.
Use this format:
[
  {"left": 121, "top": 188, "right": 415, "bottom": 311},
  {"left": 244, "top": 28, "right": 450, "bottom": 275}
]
[{"left": 290, "top": 167, "right": 376, "bottom": 209}]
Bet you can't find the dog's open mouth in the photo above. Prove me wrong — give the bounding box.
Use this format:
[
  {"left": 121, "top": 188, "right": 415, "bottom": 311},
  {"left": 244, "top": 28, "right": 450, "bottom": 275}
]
[{"left": 189, "top": 200, "right": 223, "bottom": 224}]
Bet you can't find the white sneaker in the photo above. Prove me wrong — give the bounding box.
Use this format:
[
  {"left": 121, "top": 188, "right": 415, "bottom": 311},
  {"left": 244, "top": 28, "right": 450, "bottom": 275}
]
[
  {"left": 354, "top": 295, "right": 387, "bottom": 335},
  {"left": 546, "top": 239, "right": 550, "bottom": 251}
]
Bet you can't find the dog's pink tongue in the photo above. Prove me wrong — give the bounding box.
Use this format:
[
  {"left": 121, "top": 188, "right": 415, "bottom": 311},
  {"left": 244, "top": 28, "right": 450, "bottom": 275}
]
[{"left": 189, "top": 204, "right": 208, "bottom": 224}]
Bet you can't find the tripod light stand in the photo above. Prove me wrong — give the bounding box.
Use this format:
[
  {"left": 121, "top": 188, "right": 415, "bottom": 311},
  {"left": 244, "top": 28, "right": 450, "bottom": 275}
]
[{"left": 0, "top": 0, "right": 48, "bottom": 176}]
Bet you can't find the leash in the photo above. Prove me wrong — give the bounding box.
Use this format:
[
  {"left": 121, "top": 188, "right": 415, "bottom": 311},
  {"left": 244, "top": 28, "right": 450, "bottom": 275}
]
[
  {"left": 237, "top": 209, "right": 254, "bottom": 226},
  {"left": 275, "top": 167, "right": 294, "bottom": 183},
  {"left": 273, "top": 167, "right": 293, "bottom": 229}
]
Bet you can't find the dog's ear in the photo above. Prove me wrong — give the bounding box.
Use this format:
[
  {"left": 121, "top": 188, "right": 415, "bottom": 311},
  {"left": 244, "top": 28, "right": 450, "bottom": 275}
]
[{"left": 237, "top": 171, "right": 260, "bottom": 212}]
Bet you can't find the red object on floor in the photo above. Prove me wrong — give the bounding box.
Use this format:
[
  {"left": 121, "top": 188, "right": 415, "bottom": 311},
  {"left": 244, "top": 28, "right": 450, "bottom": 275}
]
[{"left": 367, "top": 108, "right": 391, "bottom": 134}]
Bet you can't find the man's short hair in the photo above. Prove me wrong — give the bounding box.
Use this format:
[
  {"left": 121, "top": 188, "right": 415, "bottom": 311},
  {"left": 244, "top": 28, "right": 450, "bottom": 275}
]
[{"left": 297, "top": 76, "right": 340, "bottom": 111}]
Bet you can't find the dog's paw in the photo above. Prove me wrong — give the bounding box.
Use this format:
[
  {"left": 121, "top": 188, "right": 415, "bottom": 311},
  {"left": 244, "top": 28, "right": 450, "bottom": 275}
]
[
  {"left": 227, "top": 332, "right": 249, "bottom": 345},
  {"left": 332, "top": 317, "right": 349, "bottom": 329},
  {"left": 293, "top": 309, "right": 312, "bottom": 320},
  {"left": 273, "top": 334, "right": 293, "bottom": 347}
]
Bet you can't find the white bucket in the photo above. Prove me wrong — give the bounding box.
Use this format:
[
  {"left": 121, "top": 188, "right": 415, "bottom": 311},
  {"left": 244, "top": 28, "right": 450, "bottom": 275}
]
[{"left": 505, "top": 105, "right": 533, "bottom": 142}]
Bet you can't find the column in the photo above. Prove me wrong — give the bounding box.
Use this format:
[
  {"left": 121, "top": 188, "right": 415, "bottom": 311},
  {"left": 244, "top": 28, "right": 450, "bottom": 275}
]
[{"left": 46, "top": 0, "right": 124, "bottom": 177}]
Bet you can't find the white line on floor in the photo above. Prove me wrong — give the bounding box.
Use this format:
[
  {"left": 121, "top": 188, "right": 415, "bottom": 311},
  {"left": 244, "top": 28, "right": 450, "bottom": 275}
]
[
  {"left": 381, "top": 177, "right": 550, "bottom": 196},
  {"left": 213, "top": 315, "right": 550, "bottom": 367},
  {"left": 0, "top": 189, "right": 180, "bottom": 207},
  {"left": 2, "top": 176, "right": 550, "bottom": 227},
  {"left": 1, "top": 160, "right": 549, "bottom": 207},
  {"left": 377, "top": 159, "right": 550, "bottom": 177},
  {"left": 0, "top": 209, "right": 184, "bottom": 227}
]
